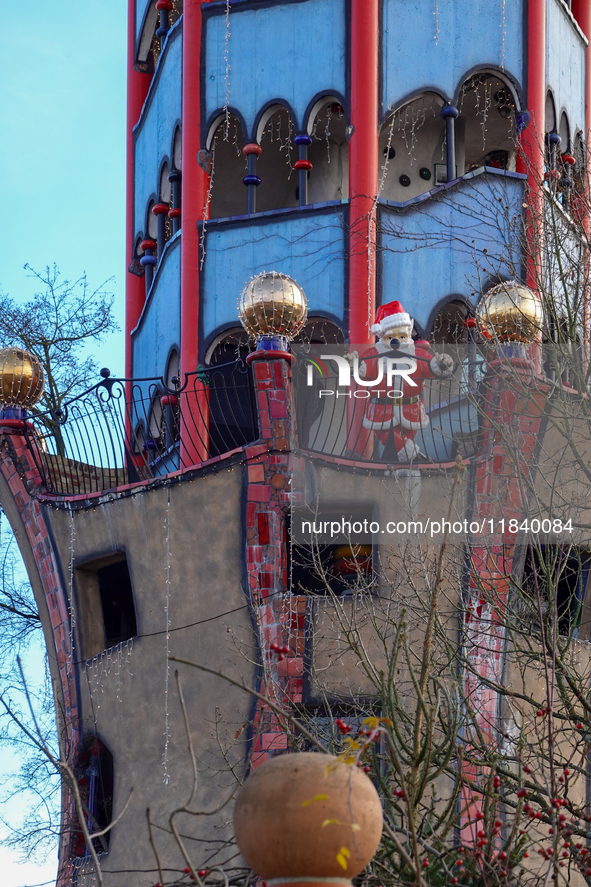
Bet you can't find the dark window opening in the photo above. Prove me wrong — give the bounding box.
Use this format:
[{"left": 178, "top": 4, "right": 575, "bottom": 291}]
[
  {"left": 206, "top": 336, "right": 258, "bottom": 456},
  {"left": 289, "top": 510, "right": 374, "bottom": 597},
  {"left": 73, "top": 734, "right": 114, "bottom": 857},
  {"left": 519, "top": 544, "right": 591, "bottom": 637},
  {"left": 98, "top": 559, "right": 137, "bottom": 648}
]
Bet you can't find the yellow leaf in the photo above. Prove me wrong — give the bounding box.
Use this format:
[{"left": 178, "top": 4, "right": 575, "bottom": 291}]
[
  {"left": 301, "top": 794, "right": 330, "bottom": 807},
  {"left": 336, "top": 854, "right": 348, "bottom": 870},
  {"left": 340, "top": 846, "right": 351, "bottom": 859},
  {"left": 322, "top": 819, "right": 340, "bottom": 828}
]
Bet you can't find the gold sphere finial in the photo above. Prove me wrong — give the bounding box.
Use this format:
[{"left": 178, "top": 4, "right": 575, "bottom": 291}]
[
  {"left": 238, "top": 271, "right": 308, "bottom": 341},
  {"left": 0, "top": 348, "right": 45, "bottom": 408},
  {"left": 476, "top": 281, "right": 542, "bottom": 343}
]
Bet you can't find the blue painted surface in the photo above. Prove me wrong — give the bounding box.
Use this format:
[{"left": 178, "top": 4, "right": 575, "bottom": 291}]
[
  {"left": 133, "top": 22, "right": 182, "bottom": 239},
  {"left": 379, "top": 173, "right": 525, "bottom": 333},
  {"left": 132, "top": 234, "right": 181, "bottom": 378},
  {"left": 382, "top": 0, "right": 524, "bottom": 112},
  {"left": 203, "top": 0, "right": 346, "bottom": 136},
  {"left": 200, "top": 206, "right": 347, "bottom": 345},
  {"left": 547, "top": 0, "right": 586, "bottom": 138}
]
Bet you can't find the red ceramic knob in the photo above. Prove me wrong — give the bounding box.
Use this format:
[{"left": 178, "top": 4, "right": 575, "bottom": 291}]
[
  {"left": 156, "top": 0, "right": 173, "bottom": 9},
  {"left": 562, "top": 154, "right": 576, "bottom": 165},
  {"left": 160, "top": 394, "right": 179, "bottom": 407},
  {"left": 243, "top": 143, "right": 262, "bottom": 156},
  {"left": 168, "top": 207, "right": 182, "bottom": 218},
  {"left": 294, "top": 159, "right": 313, "bottom": 171},
  {"left": 140, "top": 240, "right": 158, "bottom": 252},
  {"left": 152, "top": 203, "right": 170, "bottom": 215}
]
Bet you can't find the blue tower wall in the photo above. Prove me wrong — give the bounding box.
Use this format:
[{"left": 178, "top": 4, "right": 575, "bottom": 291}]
[
  {"left": 546, "top": 0, "right": 586, "bottom": 138},
  {"left": 382, "top": 0, "right": 524, "bottom": 110},
  {"left": 203, "top": 0, "right": 347, "bottom": 138},
  {"left": 131, "top": 234, "right": 181, "bottom": 378},
  {"left": 200, "top": 204, "right": 347, "bottom": 350},
  {"left": 133, "top": 22, "right": 182, "bottom": 241},
  {"left": 379, "top": 171, "right": 525, "bottom": 333}
]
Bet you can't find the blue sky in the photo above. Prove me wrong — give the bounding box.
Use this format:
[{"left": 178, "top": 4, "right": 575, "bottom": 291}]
[{"left": 2, "top": 2, "right": 127, "bottom": 883}]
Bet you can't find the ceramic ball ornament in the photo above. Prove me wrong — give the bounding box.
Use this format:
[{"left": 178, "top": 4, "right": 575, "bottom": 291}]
[{"left": 233, "top": 753, "right": 383, "bottom": 886}]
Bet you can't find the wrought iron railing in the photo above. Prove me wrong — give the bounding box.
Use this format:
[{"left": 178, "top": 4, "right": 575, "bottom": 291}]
[
  {"left": 23, "top": 360, "right": 258, "bottom": 496},
  {"left": 292, "top": 347, "right": 483, "bottom": 464}
]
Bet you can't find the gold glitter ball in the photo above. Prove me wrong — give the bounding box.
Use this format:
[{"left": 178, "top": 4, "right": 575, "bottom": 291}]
[
  {"left": 0, "top": 348, "right": 45, "bottom": 407},
  {"left": 239, "top": 271, "right": 308, "bottom": 340},
  {"left": 476, "top": 281, "right": 542, "bottom": 343}
]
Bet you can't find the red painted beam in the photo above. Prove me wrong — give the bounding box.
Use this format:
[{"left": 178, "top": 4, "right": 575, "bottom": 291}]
[
  {"left": 348, "top": 0, "right": 379, "bottom": 345},
  {"left": 125, "top": 0, "right": 151, "bottom": 378}
]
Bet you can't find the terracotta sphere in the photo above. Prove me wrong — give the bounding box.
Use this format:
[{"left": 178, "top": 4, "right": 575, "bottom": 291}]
[
  {"left": 233, "top": 753, "right": 383, "bottom": 882},
  {"left": 476, "top": 281, "right": 542, "bottom": 343},
  {"left": 0, "top": 347, "right": 45, "bottom": 407},
  {"left": 239, "top": 271, "right": 308, "bottom": 341}
]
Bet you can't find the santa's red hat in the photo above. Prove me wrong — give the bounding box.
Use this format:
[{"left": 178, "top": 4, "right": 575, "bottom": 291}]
[{"left": 371, "top": 301, "right": 412, "bottom": 336}]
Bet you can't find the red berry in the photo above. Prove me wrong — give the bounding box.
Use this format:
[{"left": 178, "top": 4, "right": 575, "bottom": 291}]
[
  {"left": 184, "top": 868, "right": 191, "bottom": 874},
  {"left": 585, "top": 869, "right": 591, "bottom": 877},
  {"left": 564, "top": 767, "right": 571, "bottom": 775},
  {"left": 422, "top": 858, "right": 429, "bottom": 867},
  {"left": 451, "top": 879, "right": 458, "bottom": 885},
  {"left": 524, "top": 765, "right": 532, "bottom": 773},
  {"left": 517, "top": 788, "right": 527, "bottom": 797},
  {"left": 537, "top": 709, "right": 545, "bottom": 717},
  {"left": 577, "top": 723, "right": 584, "bottom": 730},
  {"left": 476, "top": 811, "right": 483, "bottom": 820},
  {"left": 499, "top": 851, "right": 507, "bottom": 860},
  {"left": 198, "top": 872, "right": 209, "bottom": 878},
  {"left": 456, "top": 859, "right": 463, "bottom": 866},
  {"left": 523, "top": 852, "right": 529, "bottom": 858},
  {"left": 363, "top": 765, "right": 370, "bottom": 773}
]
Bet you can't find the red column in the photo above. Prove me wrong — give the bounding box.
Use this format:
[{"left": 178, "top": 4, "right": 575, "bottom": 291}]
[
  {"left": 348, "top": 0, "right": 379, "bottom": 346},
  {"left": 516, "top": 0, "right": 546, "bottom": 289},
  {"left": 180, "top": 0, "right": 211, "bottom": 465},
  {"left": 125, "top": 0, "right": 151, "bottom": 378}
]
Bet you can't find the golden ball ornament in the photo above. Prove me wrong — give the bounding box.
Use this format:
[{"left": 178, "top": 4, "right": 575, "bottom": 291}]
[
  {"left": 0, "top": 348, "right": 45, "bottom": 407},
  {"left": 476, "top": 281, "right": 542, "bottom": 343},
  {"left": 239, "top": 271, "right": 308, "bottom": 340}
]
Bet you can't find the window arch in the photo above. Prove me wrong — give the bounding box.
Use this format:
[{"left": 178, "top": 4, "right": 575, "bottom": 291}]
[
  {"left": 379, "top": 93, "right": 446, "bottom": 200},
  {"left": 146, "top": 200, "right": 158, "bottom": 240},
  {"left": 208, "top": 114, "right": 247, "bottom": 219},
  {"left": 173, "top": 126, "right": 182, "bottom": 170},
  {"left": 255, "top": 107, "right": 298, "bottom": 212},
  {"left": 159, "top": 162, "right": 173, "bottom": 245},
  {"left": 430, "top": 300, "right": 469, "bottom": 344},
  {"left": 559, "top": 111, "right": 570, "bottom": 153},
  {"left": 459, "top": 73, "right": 518, "bottom": 173},
  {"left": 74, "top": 735, "right": 114, "bottom": 856},
  {"left": 545, "top": 90, "right": 557, "bottom": 134},
  {"left": 306, "top": 101, "right": 349, "bottom": 203},
  {"left": 136, "top": 0, "right": 183, "bottom": 71}
]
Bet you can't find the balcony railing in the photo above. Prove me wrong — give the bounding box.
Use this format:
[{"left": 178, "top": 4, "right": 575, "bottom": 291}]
[{"left": 22, "top": 360, "right": 258, "bottom": 497}]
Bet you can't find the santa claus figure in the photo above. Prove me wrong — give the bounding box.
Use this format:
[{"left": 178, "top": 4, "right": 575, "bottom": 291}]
[{"left": 357, "top": 300, "right": 454, "bottom": 462}]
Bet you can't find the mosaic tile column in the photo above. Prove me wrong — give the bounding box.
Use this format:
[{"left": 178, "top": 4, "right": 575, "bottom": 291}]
[{"left": 244, "top": 355, "right": 305, "bottom": 765}]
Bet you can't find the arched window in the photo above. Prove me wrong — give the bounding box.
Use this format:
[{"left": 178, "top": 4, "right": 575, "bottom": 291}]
[
  {"left": 146, "top": 200, "right": 158, "bottom": 241},
  {"left": 74, "top": 735, "right": 114, "bottom": 856},
  {"left": 379, "top": 93, "right": 446, "bottom": 201},
  {"left": 173, "top": 127, "right": 182, "bottom": 171},
  {"left": 208, "top": 114, "right": 247, "bottom": 219},
  {"left": 545, "top": 91, "right": 557, "bottom": 134},
  {"left": 159, "top": 162, "right": 173, "bottom": 245},
  {"left": 430, "top": 300, "right": 469, "bottom": 344},
  {"left": 307, "top": 101, "right": 349, "bottom": 203},
  {"left": 255, "top": 107, "right": 298, "bottom": 212},
  {"left": 559, "top": 111, "right": 570, "bottom": 153},
  {"left": 205, "top": 331, "right": 257, "bottom": 456},
  {"left": 459, "top": 73, "right": 518, "bottom": 173},
  {"left": 136, "top": 0, "right": 184, "bottom": 72}
]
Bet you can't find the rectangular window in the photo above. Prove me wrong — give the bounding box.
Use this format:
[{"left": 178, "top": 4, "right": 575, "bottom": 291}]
[{"left": 75, "top": 553, "right": 137, "bottom": 659}]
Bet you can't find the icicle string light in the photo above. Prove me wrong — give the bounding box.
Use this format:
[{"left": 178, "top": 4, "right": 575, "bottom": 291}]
[
  {"left": 163, "top": 486, "right": 172, "bottom": 784},
  {"left": 223, "top": 0, "right": 231, "bottom": 140},
  {"left": 433, "top": 0, "right": 440, "bottom": 44},
  {"left": 200, "top": 140, "right": 216, "bottom": 271}
]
